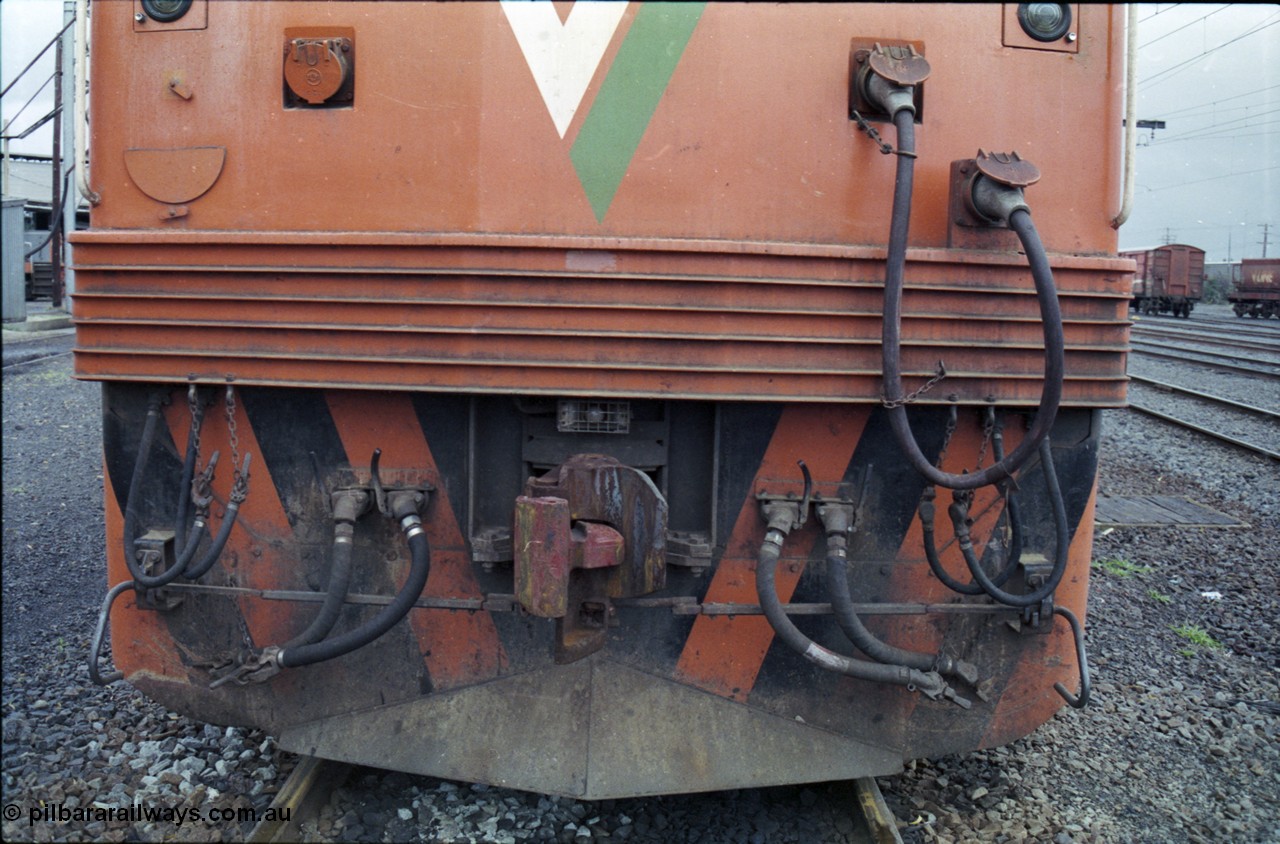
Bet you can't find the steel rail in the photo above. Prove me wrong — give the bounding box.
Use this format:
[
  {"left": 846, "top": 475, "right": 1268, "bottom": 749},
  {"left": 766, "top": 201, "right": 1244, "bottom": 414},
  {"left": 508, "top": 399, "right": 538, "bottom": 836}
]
[
  {"left": 1, "top": 349, "right": 74, "bottom": 371},
  {"left": 247, "top": 756, "right": 351, "bottom": 843},
  {"left": 1129, "top": 344, "right": 1280, "bottom": 379},
  {"left": 1128, "top": 402, "right": 1280, "bottom": 462},
  {"left": 1128, "top": 374, "right": 1280, "bottom": 421},
  {"left": 1130, "top": 326, "right": 1280, "bottom": 354}
]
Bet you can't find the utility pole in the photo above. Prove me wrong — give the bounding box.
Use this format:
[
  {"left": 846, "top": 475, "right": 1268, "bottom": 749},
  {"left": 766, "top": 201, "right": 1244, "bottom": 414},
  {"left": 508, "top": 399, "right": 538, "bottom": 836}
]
[
  {"left": 1261, "top": 223, "right": 1272, "bottom": 259},
  {"left": 62, "top": 0, "right": 77, "bottom": 307},
  {"left": 51, "top": 38, "right": 64, "bottom": 309},
  {"left": 1160, "top": 228, "right": 1175, "bottom": 245}
]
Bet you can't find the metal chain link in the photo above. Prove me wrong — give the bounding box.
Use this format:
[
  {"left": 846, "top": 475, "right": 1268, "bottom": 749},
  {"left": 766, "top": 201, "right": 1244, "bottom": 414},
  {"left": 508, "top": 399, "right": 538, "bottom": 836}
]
[
  {"left": 882, "top": 361, "right": 947, "bottom": 409},
  {"left": 187, "top": 384, "right": 204, "bottom": 458},
  {"left": 225, "top": 383, "right": 241, "bottom": 482},
  {"left": 975, "top": 406, "right": 997, "bottom": 471},
  {"left": 850, "top": 108, "right": 918, "bottom": 159},
  {"left": 934, "top": 405, "right": 959, "bottom": 470}
]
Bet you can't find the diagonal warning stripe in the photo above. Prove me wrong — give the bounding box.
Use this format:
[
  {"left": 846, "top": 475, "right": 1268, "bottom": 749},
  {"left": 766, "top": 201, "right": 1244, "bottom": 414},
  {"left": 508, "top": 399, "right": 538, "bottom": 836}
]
[{"left": 569, "top": 2, "right": 704, "bottom": 220}]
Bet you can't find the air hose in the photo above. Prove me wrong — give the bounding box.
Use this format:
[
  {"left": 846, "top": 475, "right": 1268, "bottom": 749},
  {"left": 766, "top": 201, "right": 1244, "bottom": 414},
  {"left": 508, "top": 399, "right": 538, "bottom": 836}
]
[
  {"left": 277, "top": 493, "right": 429, "bottom": 669},
  {"left": 753, "top": 501, "right": 967, "bottom": 706},
  {"left": 880, "top": 108, "right": 1065, "bottom": 490},
  {"left": 951, "top": 438, "right": 1070, "bottom": 608},
  {"left": 179, "top": 455, "right": 251, "bottom": 581},
  {"left": 821, "top": 504, "right": 979, "bottom": 687},
  {"left": 755, "top": 526, "right": 950, "bottom": 699},
  {"left": 920, "top": 423, "right": 1025, "bottom": 596},
  {"left": 281, "top": 492, "right": 366, "bottom": 649},
  {"left": 123, "top": 396, "right": 199, "bottom": 589}
]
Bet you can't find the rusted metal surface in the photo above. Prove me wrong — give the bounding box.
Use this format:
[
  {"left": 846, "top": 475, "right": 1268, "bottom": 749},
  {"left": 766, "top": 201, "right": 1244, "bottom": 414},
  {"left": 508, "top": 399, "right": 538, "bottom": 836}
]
[
  {"left": 282, "top": 28, "right": 355, "bottom": 108},
  {"left": 72, "top": 237, "right": 1130, "bottom": 405},
  {"left": 278, "top": 656, "right": 903, "bottom": 800},
  {"left": 73, "top": 3, "right": 1130, "bottom": 403},
  {"left": 121, "top": 147, "right": 226, "bottom": 204},
  {"left": 516, "top": 455, "right": 667, "bottom": 662},
  {"left": 1122, "top": 244, "right": 1205, "bottom": 302},
  {"left": 82, "top": 2, "right": 1127, "bottom": 800}
]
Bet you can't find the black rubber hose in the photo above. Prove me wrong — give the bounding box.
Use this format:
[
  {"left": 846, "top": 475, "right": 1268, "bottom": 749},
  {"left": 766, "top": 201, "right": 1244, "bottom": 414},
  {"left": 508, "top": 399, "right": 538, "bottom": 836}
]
[
  {"left": 953, "top": 437, "right": 1070, "bottom": 607},
  {"left": 754, "top": 529, "right": 946, "bottom": 696},
  {"left": 920, "top": 427, "right": 1025, "bottom": 596},
  {"left": 282, "top": 524, "right": 356, "bottom": 649},
  {"left": 825, "top": 540, "right": 978, "bottom": 686},
  {"left": 881, "top": 108, "right": 1064, "bottom": 490},
  {"left": 181, "top": 503, "right": 240, "bottom": 580},
  {"left": 123, "top": 397, "right": 197, "bottom": 589},
  {"left": 278, "top": 513, "right": 430, "bottom": 669},
  {"left": 181, "top": 454, "right": 251, "bottom": 581},
  {"left": 173, "top": 415, "right": 198, "bottom": 553}
]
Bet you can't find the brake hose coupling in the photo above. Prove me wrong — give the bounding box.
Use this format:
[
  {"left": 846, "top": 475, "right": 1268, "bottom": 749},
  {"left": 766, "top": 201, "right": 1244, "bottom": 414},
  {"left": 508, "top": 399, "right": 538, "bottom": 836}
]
[
  {"left": 859, "top": 43, "right": 931, "bottom": 118},
  {"left": 966, "top": 150, "right": 1041, "bottom": 224},
  {"left": 760, "top": 500, "right": 802, "bottom": 539}
]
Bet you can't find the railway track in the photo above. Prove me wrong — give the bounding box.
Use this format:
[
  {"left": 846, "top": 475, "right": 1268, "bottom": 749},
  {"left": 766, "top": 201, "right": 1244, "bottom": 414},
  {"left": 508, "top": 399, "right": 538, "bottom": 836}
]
[
  {"left": 1126, "top": 370, "right": 1280, "bottom": 463},
  {"left": 249, "top": 757, "right": 906, "bottom": 843},
  {"left": 1127, "top": 399, "right": 1280, "bottom": 462},
  {"left": 1124, "top": 304, "right": 1280, "bottom": 461},
  {"left": 1130, "top": 325, "right": 1280, "bottom": 355},
  {"left": 1129, "top": 341, "right": 1280, "bottom": 379}
]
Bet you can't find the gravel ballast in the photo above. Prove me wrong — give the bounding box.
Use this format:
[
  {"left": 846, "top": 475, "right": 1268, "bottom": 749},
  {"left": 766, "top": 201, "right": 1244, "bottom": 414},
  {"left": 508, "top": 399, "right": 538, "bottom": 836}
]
[{"left": 3, "top": 309, "right": 1277, "bottom": 843}]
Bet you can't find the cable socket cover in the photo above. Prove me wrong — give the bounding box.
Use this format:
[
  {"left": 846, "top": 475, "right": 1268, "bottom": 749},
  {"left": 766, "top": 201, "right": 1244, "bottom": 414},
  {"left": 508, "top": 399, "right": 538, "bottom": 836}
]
[
  {"left": 947, "top": 151, "right": 1041, "bottom": 246},
  {"left": 849, "top": 39, "right": 927, "bottom": 123}
]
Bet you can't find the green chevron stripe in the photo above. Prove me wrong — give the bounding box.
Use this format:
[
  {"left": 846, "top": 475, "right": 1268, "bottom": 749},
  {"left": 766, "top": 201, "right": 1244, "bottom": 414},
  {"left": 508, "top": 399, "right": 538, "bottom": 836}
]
[{"left": 570, "top": 2, "right": 705, "bottom": 222}]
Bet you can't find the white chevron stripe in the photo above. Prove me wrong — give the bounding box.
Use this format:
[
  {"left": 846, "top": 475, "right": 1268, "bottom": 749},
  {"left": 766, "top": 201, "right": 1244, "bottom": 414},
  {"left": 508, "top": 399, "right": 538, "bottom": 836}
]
[{"left": 501, "top": 1, "right": 628, "bottom": 138}]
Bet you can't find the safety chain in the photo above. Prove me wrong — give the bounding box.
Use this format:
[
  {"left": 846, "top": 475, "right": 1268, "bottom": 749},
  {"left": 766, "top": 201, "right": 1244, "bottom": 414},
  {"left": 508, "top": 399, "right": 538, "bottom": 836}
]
[
  {"left": 882, "top": 361, "right": 947, "bottom": 409},
  {"left": 186, "top": 384, "right": 203, "bottom": 463},
  {"left": 224, "top": 383, "right": 250, "bottom": 502},
  {"left": 975, "top": 406, "right": 997, "bottom": 471},
  {"left": 935, "top": 405, "right": 959, "bottom": 470},
  {"left": 185, "top": 385, "right": 216, "bottom": 517},
  {"left": 851, "top": 108, "right": 918, "bottom": 159}
]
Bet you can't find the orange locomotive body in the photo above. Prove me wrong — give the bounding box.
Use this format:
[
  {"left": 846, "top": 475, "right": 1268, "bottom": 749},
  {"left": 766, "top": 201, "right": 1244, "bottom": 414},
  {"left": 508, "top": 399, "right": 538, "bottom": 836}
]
[{"left": 76, "top": 2, "right": 1131, "bottom": 798}]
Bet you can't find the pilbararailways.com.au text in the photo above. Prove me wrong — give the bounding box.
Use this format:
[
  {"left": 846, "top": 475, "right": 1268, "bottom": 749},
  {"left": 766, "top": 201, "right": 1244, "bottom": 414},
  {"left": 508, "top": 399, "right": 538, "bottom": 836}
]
[{"left": 9, "top": 801, "right": 290, "bottom": 828}]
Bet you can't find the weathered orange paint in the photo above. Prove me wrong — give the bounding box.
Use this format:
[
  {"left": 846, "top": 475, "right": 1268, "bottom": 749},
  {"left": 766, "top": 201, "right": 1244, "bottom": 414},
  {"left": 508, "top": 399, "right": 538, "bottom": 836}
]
[
  {"left": 73, "top": 3, "right": 1131, "bottom": 406},
  {"left": 323, "top": 391, "right": 507, "bottom": 689},
  {"left": 675, "top": 404, "right": 869, "bottom": 700},
  {"left": 103, "top": 460, "right": 188, "bottom": 683},
  {"left": 978, "top": 479, "right": 1096, "bottom": 748}
]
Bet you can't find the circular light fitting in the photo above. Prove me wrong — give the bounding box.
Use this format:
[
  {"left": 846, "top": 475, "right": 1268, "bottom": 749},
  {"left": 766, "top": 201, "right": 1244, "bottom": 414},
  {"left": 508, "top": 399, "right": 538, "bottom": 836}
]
[
  {"left": 1017, "top": 3, "right": 1072, "bottom": 43},
  {"left": 140, "top": 0, "right": 193, "bottom": 23}
]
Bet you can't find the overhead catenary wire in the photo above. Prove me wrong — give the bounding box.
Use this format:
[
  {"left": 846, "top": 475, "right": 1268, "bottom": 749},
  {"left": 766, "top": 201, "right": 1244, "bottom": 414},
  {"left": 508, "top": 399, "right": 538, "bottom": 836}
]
[
  {"left": 1155, "top": 84, "right": 1280, "bottom": 119},
  {"left": 1152, "top": 118, "right": 1280, "bottom": 146},
  {"left": 1138, "top": 5, "right": 1227, "bottom": 49},
  {"left": 1145, "top": 165, "right": 1280, "bottom": 192},
  {"left": 1138, "top": 13, "right": 1280, "bottom": 89}
]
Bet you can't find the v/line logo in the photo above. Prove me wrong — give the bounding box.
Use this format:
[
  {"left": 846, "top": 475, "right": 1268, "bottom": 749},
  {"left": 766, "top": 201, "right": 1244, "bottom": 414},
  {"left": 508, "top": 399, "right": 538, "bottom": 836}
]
[{"left": 501, "top": 1, "right": 706, "bottom": 221}]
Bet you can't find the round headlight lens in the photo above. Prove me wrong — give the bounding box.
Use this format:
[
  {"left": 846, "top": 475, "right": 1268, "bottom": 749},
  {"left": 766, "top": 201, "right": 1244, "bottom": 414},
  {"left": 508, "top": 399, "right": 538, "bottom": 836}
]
[
  {"left": 1017, "top": 3, "right": 1072, "bottom": 43},
  {"left": 140, "top": 0, "right": 193, "bottom": 23}
]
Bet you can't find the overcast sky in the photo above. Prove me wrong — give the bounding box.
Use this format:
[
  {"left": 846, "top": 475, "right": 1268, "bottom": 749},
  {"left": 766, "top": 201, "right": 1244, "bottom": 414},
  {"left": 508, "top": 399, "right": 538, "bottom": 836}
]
[{"left": 3, "top": 2, "right": 1277, "bottom": 261}]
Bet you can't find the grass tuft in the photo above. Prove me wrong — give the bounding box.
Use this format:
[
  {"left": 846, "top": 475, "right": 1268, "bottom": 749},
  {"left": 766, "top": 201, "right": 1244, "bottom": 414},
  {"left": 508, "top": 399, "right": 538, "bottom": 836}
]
[
  {"left": 1092, "top": 557, "right": 1151, "bottom": 578},
  {"left": 1171, "top": 624, "right": 1224, "bottom": 651}
]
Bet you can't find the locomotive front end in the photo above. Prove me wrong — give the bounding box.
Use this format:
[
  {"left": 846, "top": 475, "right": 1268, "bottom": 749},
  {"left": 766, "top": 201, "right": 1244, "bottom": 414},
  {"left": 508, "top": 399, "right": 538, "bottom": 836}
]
[{"left": 75, "top": 2, "right": 1131, "bottom": 798}]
